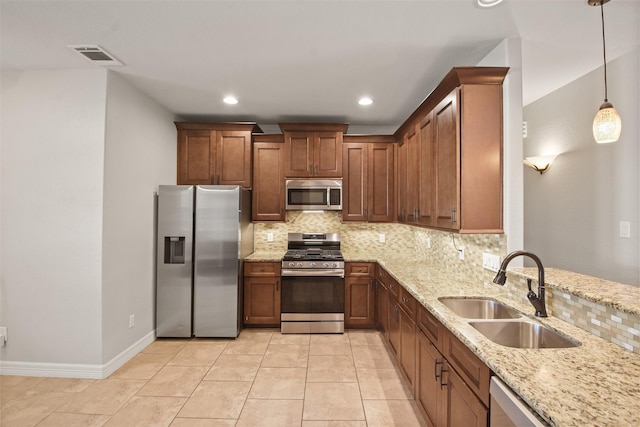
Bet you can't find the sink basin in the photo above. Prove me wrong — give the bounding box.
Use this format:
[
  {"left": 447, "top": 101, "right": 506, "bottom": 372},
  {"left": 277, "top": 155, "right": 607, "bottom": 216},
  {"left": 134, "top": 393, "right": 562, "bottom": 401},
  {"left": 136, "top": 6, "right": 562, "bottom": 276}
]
[
  {"left": 469, "top": 320, "right": 580, "bottom": 349},
  {"left": 439, "top": 297, "right": 521, "bottom": 319}
]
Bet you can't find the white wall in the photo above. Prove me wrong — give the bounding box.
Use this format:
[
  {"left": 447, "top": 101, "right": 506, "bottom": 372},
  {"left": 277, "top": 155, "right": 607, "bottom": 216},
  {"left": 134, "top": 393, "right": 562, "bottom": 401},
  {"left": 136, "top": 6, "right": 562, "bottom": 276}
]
[
  {"left": 477, "top": 38, "right": 525, "bottom": 259},
  {"left": 0, "top": 69, "right": 178, "bottom": 375},
  {"left": 523, "top": 49, "right": 639, "bottom": 286},
  {"left": 101, "top": 72, "right": 177, "bottom": 362},
  {"left": 0, "top": 69, "right": 107, "bottom": 365}
]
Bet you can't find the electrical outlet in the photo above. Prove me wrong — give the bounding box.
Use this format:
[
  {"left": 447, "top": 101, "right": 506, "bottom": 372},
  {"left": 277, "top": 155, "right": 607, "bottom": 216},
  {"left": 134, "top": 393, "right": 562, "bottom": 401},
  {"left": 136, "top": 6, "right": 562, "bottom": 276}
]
[
  {"left": 267, "top": 232, "right": 274, "bottom": 242},
  {"left": 0, "top": 327, "right": 7, "bottom": 346},
  {"left": 379, "top": 233, "right": 386, "bottom": 243},
  {"left": 129, "top": 315, "right": 135, "bottom": 329},
  {"left": 426, "top": 238, "right": 431, "bottom": 249},
  {"left": 483, "top": 253, "right": 501, "bottom": 272},
  {"left": 459, "top": 246, "right": 465, "bottom": 260}
]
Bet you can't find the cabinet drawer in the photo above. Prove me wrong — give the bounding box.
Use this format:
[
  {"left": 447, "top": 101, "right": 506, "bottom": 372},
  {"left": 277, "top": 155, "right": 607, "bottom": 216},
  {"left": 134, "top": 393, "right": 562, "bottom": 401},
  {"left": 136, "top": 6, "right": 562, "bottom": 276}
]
[
  {"left": 377, "top": 265, "right": 387, "bottom": 281},
  {"left": 387, "top": 276, "right": 400, "bottom": 299},
  {"left": 417, "top": 305, "right": 445, "bottom": 351},
  {"left": 346, "top": 262, "right": 374, "bottom": 277},
  {"left": 443, "top": 330, "right": 490, "bottom": 406},
  {"left": 244, "top": 262, "right": 281, "bottom": 277},
  {"left": 399, "top": 288, "right": 417, "bottom": 320}
]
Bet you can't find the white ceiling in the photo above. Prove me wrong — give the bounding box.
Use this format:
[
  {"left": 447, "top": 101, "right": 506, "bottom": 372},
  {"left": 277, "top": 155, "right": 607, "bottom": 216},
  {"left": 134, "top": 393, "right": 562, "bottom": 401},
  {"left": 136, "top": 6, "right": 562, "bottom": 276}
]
[{"left": 1, "top": 0, "right": 638, "bottom": 134}]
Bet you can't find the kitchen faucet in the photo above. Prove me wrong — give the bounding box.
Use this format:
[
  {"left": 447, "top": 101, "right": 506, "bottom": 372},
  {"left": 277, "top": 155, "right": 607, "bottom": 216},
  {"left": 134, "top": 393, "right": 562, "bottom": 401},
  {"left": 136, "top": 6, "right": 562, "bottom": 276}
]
[{"left": 493, "top": 251, "right": 548, "bottom": 317}]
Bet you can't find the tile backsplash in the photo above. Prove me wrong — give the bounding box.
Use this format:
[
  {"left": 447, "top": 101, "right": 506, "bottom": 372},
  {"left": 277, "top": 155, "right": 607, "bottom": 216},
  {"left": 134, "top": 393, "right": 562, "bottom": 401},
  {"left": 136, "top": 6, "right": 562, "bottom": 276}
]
[{"left": 254, "top": 211, "right": 506, "bottom": 286}]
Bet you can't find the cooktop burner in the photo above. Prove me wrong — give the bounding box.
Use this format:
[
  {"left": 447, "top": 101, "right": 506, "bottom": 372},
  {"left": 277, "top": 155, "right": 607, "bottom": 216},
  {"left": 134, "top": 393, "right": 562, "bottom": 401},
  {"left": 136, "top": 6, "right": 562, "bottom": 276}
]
[{"left": 283, "top": 249, "right": 344, "bottom": 261}]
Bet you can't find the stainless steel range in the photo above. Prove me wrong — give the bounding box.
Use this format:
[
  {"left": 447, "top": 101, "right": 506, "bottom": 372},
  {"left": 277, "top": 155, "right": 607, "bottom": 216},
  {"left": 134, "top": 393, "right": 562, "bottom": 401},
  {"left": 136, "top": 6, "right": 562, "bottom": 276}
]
[{"left": 280, "top": 233, "right": 345, "bottom": 333}]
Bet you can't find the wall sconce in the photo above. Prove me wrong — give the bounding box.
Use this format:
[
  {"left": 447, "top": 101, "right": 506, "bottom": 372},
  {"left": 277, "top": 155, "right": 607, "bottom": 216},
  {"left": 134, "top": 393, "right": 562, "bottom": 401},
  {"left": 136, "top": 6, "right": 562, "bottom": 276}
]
[{"left": 523, "top": 155, "right": 557, "bottom": 174}]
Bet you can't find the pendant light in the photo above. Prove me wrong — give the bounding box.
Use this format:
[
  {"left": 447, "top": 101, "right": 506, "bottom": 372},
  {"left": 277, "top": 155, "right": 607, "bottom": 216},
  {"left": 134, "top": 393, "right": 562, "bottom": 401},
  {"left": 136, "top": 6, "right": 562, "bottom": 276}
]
[{"left": 589, "top": 0, "right": 621, "bottom": 144}]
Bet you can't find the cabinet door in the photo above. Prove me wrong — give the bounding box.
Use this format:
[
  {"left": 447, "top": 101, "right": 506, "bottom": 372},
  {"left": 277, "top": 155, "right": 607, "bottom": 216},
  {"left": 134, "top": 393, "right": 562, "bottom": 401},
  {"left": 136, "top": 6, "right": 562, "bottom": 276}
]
[
  {"left": 369, "top": 143, "right": 395, "bottom": 222},
  {"left": 406, "top": 126, "right": 420, "bottom": 223},
  {"left": 285, "top": 132, "right": 314, "bottom": 177},
  {"left": 388, "top": 299, "right": 401, "bottom": 358},
  {"left": 216, "top": 130, "right": 252, "bottom": 188},
  {"left": 399, "top": 308, "right": 416, "bottom": 394},
  {"left": 376, "top": 279, "right": 389, "bottom": 339},
  {"left": 177, "top": 130, "right": 216, "bottom": 185},
  {"left": 314, "top": 131, "right": 342, "bottom": 177},
  {"left": 416, "top": 331, "right": 441, "bottom": 427},
  {"left": 345, "top": 277, "right": 375, "bottom": 328},
  {"left": 244, "top": 277, "right": 281, "bottom": 325},
  {"left": 443, "top": 366, "right": 488, "bottom": 427},
  {"left": 418, "top": 112, "right": 435, "bottom": 226},
  {"left": 342, "top": 143, "right": 368, "bottom": 221},
  {"left": 396, "top": 139, "right": 407, "bottom": 222},
  {"left": 434, "top": 90, "right": 460, "bottom": 230},
  {"left": 253, "top": 142, "right": 285, "bottom": 221}
]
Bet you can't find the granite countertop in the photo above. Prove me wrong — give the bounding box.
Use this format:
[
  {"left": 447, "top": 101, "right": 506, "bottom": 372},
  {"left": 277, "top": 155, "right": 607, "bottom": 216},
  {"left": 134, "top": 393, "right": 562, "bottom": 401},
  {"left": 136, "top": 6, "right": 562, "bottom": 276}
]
[
  {"left": 511, "top": 267, "right": 640, "bottom": 316},
  {"left": 246, "top": 250, "right": 640, "bottom": 426}
]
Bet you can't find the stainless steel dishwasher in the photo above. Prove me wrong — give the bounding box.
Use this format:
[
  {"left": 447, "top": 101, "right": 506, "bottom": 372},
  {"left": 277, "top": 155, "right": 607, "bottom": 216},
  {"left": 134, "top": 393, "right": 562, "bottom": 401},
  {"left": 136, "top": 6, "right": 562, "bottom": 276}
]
[{"left": 490, "top": 377, "right": 548, "bottom": 427}]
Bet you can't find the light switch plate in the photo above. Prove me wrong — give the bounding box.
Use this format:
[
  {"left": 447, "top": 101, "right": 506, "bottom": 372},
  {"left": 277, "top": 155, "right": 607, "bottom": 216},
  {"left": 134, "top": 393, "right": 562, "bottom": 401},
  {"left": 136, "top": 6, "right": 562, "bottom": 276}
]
[
  {"left": 483, "top": 253, "right": 501, "bottom": 272},
  {"left": 267, "top": 232, "right": 274, "bottom": 242},
  {"left": 619, "top": 221, "right": 631, "bottom": 238},
  {"left": 379, "top": 233, "right": 386, "bottom": 243}
]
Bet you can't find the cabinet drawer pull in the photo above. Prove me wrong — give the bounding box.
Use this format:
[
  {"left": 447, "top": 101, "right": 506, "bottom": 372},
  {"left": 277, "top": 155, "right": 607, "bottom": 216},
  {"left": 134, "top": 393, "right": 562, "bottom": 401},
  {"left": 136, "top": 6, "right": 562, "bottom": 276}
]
[
  {"left": 451, "top": 207, "right": 457, "bottom": 225},
  {"left": 434, "top": 359, "right": 442, "bottom": 380}
]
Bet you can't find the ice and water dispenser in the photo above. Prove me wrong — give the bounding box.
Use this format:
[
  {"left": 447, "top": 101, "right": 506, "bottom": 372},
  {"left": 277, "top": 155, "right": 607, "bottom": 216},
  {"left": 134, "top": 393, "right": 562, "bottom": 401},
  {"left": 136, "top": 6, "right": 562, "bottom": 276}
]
[{"left": 164, "top": 236, "right": 186, "bottom": 264}]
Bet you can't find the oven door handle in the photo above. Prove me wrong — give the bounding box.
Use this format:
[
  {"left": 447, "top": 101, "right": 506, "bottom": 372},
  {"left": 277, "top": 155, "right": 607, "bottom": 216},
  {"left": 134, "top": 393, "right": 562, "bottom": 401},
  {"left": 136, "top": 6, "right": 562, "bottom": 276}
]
[{"left": 281, "top": 269, "right": 345, "bottom": 278}]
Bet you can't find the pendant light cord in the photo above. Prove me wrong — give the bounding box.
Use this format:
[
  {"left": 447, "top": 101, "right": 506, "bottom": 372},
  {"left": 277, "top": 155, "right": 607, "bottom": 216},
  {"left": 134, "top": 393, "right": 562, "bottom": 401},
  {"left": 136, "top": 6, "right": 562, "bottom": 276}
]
[{"left": 600, "top": 2, "right": 608, "bottom": 102}]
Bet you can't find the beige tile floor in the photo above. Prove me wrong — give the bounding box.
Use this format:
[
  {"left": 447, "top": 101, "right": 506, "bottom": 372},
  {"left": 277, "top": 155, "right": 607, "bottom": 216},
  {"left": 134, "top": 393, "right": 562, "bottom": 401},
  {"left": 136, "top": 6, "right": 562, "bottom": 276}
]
[{"left": 0, "top": 329, "right": 426, "bottom": 427}]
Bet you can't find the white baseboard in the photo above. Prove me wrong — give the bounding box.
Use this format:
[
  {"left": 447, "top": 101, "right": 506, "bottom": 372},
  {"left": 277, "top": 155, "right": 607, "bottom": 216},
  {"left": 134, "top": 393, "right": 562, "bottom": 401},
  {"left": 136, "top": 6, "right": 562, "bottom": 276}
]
[{"left": 0, "top": 330, "right": 156, "bottom": 379}]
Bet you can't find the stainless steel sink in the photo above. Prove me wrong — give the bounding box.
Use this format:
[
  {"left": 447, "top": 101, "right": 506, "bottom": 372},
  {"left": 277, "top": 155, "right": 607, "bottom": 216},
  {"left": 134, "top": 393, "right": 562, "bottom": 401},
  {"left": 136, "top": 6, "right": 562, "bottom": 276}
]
[
  {"left": 469, "top": 320, "right": 580, "bottom": 349},
  {"left": 439, "top": 297, "right": 522, "bottom": 319}
]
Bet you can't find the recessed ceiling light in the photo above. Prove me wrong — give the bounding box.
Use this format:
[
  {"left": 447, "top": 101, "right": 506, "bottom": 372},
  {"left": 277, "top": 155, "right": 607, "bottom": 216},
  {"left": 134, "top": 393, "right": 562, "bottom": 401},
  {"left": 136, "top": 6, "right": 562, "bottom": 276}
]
[
  {"left": 477, "top": 0, "right": 504, "bottom": 7},
  {"left": 358, "top": 97, "right": 373, "bottom": 106},
  {"left": 223, "top": 96, "right": 238, "bottom": 105}
]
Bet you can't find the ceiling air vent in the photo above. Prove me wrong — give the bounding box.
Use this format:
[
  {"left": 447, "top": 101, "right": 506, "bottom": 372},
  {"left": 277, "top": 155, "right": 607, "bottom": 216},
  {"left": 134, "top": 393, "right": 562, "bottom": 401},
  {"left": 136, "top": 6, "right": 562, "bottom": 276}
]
[{"left": 68, "top": 45, "right": 123, "bottom": 66}]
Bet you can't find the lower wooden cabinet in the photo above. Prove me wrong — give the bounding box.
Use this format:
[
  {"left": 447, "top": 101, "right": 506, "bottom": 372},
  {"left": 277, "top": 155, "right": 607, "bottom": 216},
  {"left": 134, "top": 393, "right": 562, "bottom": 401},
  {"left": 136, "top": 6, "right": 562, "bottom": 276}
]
[
  {"left": 376, "top": 263, "right": 490, "bottom": 427},
  {"left": 445, "top": 366, "right": 488, "bottom": 427},
  {"left": 399, "top": 306, "right": 417, "bottom": 394},
  {"left": 375, "top": 268, "right": 389, "bottom": 339},
  {"left": 345, "top": 262, "right": 375, "bottom": 328},
  {"left": 415, "top": 321, "right": 489, "bottom": 426},
  {"left": 388, "top": 298, "right": 401, "bottom": 357},
  {"left": 416, "top": 330, "right": 443, "bottom": 427},
  {"left": 244, "top": 262, "right": 281, "bottom": 326}
]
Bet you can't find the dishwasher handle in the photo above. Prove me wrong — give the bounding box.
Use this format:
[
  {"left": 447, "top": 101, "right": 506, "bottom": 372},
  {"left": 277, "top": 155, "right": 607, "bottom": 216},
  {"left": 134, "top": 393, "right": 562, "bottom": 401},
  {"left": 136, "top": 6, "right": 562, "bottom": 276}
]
[{"left": 489, "top": 377, "right": 547, "bottom": 427}]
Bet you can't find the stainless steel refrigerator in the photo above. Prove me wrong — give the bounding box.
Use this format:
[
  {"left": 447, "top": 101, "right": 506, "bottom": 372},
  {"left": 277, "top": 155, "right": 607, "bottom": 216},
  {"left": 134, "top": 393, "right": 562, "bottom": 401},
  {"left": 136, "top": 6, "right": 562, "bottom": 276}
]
[{"left": 155, "top": 185, "right": 253, "bottom": 338}]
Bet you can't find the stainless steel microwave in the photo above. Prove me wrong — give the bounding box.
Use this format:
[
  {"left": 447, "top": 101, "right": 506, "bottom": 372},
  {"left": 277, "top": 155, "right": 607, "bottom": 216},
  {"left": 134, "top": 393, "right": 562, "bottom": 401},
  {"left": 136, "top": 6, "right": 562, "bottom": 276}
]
[{"left": 285, "top": 179, "right": 342, "bottom": 211}]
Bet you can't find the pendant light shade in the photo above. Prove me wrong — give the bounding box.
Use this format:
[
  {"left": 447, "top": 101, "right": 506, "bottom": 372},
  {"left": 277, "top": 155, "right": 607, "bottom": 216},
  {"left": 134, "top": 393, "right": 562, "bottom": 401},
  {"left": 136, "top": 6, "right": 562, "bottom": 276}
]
[
  {"left": 593, "top": 102, "right": 622, "bottom": 143},
  {"left": 589, "top": 0, "right": 621, "bottom": 143}
]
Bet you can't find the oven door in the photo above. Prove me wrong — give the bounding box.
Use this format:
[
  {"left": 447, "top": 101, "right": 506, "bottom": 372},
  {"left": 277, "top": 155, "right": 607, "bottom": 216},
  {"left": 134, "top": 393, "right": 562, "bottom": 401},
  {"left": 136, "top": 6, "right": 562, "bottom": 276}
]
[{"left": 280, "top": 273, "right": 345, "bottom": 333}]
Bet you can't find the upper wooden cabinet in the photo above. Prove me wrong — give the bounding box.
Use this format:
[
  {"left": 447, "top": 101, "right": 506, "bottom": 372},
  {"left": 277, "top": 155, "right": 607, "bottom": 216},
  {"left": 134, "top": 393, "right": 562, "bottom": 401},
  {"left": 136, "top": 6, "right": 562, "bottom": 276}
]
[
  {"left": 176, "top": 122, "right": 260, "bottom": 188},
  {"left": 394, "top": 67, "right": 508, "bottom": 233},
  {"left": 252, "top": 134, "right": 285, "bottom": 222},
  {"left": 343, "top": 136, "right": 395, "bottom": 222},
  {"left": 280, "top": 123, "right": 348, "bottom": 178}
]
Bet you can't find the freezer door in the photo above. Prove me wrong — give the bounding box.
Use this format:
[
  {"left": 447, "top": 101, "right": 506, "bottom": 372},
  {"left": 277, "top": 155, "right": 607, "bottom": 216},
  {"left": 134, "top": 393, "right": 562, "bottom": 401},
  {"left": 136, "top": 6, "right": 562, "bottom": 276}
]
[
  {"left": 194, "top": 186, "right": 241, "bottom": 337},
  {"left": 156, "top": 185, "right": 194, "bottom": 337}
]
